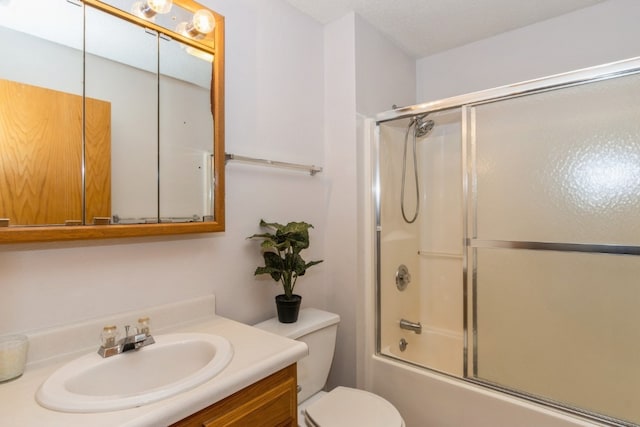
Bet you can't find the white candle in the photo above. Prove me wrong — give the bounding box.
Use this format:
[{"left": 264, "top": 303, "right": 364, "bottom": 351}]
[{"left": 0, "top": 335, "right": 28, "bottom": 382}]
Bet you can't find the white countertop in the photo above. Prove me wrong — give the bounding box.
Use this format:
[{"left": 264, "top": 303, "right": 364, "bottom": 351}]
[{"left": 0, "top": 306, "right": 307, "bottom": 426}]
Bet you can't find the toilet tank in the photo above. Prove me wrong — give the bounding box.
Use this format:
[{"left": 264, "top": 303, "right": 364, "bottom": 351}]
[{"left": 254, "top": 308, "right": 340, "bottom": 403}]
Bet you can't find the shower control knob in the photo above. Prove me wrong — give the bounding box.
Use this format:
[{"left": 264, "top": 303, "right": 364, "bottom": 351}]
[{"left": 395, "top": 264, "right": 411, "bottom": 290}]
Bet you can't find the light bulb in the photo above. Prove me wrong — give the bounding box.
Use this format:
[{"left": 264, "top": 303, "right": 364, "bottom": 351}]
[
  {"left": 132, "top": 0, "right": 172, "bottom": 19},
  {"left": 192, "top": 9, "right": 215, "bottom": 34},
  {"left": 176, "top": 9, "right": 215, "bottom": 40},
  {"left": 147, "top": 0, "right": 172, "bottom": 14}
]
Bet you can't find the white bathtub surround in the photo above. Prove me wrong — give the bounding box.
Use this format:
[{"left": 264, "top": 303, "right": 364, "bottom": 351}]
[
  {"left": 376, "top": 108, "right": 464, "bottom": 380},
  {"left": 382, "top": 326, "right": 463, "bottom": 377},
  {"left": 0, "top": 295, "right": 307, "bottom": 426}
]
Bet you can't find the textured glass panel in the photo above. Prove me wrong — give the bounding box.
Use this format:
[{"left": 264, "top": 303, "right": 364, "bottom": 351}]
[
  {"left": 474, "top": 72, "right": 640, "bottom": 245},
  {"left": 475, "top": 248, "right": 640, "bottom": 425}
]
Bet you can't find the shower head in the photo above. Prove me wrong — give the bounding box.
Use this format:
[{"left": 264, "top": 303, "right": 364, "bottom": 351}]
[{"left": 414, "top": 116, "right": 435, "bottom": 138}]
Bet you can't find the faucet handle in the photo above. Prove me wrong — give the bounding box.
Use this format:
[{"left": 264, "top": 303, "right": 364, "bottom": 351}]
[
  {"left": 100, "top": 325, "right": 119, "bottom": 347},
  {"left": 138, "top": 317, "right": 151, "bottom": 336}
]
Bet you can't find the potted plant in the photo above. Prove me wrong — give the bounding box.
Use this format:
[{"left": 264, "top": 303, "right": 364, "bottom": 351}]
[{"left": 248, "top": 219, "right": 323, "bottom": 323}]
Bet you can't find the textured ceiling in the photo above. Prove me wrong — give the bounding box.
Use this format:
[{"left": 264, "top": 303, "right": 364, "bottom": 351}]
[{"left": 284, "top": 0, "right": 606, "bottom": 58}]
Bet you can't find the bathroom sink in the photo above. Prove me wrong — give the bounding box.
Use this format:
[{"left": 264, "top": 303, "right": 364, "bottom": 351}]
[{"left": 36, "top": 333, "right": 233, "bottom": 413}]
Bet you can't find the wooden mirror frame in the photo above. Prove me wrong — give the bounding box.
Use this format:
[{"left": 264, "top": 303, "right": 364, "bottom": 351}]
[{"left": 0, "top": 0, "right": 225, "bottom": 244}]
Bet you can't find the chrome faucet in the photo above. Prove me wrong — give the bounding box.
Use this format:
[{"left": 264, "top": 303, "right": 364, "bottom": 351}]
[
  {"left": 120, "top": 325, "right": 155, "bottom": 352},
  {"left": 399, "top": 318, "right": 422, "bottom": 334},
  {"left": 98, "top": 320, "right": 155, "bottom": 358}
]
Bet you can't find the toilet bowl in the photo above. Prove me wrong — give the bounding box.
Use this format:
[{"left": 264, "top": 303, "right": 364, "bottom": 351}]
[
  {"left": 254, "top": 308, "right": 404, "bottom": 427},
  {"left": 303, "top": 386, "right": 403, "bottom": 427}
]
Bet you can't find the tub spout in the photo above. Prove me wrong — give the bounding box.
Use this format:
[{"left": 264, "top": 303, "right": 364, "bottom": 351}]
[{"left": 399, "top": 318, "right": 422, "bottom": 334}]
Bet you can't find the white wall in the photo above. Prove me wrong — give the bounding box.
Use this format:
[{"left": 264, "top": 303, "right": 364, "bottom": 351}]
[
  {"left": 323, "top": 12, "right": 358, "bottom": 390},
  {"left": 417, "top": 0, "right": 640, "bottom": 102},
  {"left": 0, "top": 0, "right": 328, "bottom": 342},
  {"left": 354, "top": 15, "right": 416, "bottom": 116}
]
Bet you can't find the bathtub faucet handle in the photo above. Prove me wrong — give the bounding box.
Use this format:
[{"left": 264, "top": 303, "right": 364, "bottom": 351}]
[{"left": 395, "top": 264, "right": 411, "bottom": 291}]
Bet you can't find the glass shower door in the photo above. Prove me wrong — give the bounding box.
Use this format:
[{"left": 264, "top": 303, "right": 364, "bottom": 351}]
[{"left": 468, "top": 70, "right": 640, "bottom": 426}]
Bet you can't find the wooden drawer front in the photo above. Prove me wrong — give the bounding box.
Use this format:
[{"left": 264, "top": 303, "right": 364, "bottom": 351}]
[{"left": 172, "top": 364, "right": 297, "bottom": 427}]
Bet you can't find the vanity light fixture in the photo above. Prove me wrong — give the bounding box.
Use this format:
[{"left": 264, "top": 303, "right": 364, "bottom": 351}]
[
  {"left": 176, "top": 9, "right": 215, "bottom": 40},
  {"left": 131, "top": 0, "right": 173, "bottom": 20},
  {"left": 186, "top": 46, "right": 214, "bottom": 63}
]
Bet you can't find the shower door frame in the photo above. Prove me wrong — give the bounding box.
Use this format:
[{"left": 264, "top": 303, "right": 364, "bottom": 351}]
[{"left": 374, "top": 55, "right": 640, "bottom": 427}]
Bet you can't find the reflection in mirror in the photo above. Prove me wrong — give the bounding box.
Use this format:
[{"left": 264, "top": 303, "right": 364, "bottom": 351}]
[
  {"left": 159, "top": 39, "right": 215, "bottom": 222},
  {"left": 0, "top": 0, "right": 84, "bottom": 226},
  {"left": 85, "top": 5, "right": 159, "bottom": 223},
  {"left": 0, "top": 0, "right": 225, "bottom": 243}
]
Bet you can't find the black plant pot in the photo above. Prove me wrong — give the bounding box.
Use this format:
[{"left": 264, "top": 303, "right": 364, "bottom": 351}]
[{"left": 275, "top": 294, "right": 302, "bottom": 323}]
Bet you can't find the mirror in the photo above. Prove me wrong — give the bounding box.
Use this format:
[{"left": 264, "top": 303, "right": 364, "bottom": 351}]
[{"left": 0, "top": 0, "right": 225, "bottom": 243}]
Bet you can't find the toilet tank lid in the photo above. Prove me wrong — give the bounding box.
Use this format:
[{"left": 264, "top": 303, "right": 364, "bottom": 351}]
[{"left": 253, "top": 308, "right": 340, "bottom": 339}]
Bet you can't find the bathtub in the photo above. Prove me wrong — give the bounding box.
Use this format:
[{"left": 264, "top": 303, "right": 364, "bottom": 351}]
[{"left": 367, "top": 353, "right": 604, "bottom": 427}]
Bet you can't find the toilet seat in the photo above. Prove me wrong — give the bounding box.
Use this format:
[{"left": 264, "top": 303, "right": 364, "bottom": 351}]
[{"left": 303, "top": 386, "right": 404, "bottom": 427}]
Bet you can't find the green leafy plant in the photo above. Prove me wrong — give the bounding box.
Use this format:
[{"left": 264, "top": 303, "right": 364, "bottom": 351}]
[{"left": 248, "top": 219, "right": 323, "bottom": 300}]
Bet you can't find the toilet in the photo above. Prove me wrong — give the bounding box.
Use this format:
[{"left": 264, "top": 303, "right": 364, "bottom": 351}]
[{"left": 254, "top": 308, "right": 405, "bottom": 427}]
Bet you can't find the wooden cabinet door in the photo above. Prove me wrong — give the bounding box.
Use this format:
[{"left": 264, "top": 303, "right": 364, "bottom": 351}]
[
  {"left": 0, "top": 79, "right": 110, "bottom": 225},
  {"left": 172, "top": 364, "right": 297, "bottom": 427}
]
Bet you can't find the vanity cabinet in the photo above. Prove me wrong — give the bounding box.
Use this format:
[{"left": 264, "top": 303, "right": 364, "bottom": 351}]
[{"left": 171, "top": 364, "right": 298, "bottom": 427}]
